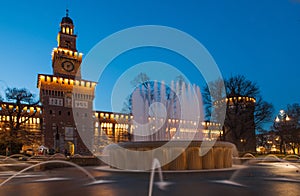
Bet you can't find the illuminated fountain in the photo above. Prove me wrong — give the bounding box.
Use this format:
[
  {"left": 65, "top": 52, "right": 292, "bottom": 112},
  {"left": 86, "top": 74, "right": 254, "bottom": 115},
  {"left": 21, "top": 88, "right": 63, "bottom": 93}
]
[
  {"left": 131, "top": 80, "right": 203, "bottom": 141},
  {"left": 104, "top": 81, "right": 235, "bottom": 171}
]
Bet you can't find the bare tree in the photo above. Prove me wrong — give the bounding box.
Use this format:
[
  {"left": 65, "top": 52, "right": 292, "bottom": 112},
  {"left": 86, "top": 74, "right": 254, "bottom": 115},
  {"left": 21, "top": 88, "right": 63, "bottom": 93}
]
[
  {"left": 203, "top": 75, "right": 274, "bottom": 152},
  {"left": 121, "top": 73, "right": 150, "bottom": 114},
  {"left": 0, "top": 88, "right": 40, "bottom": 155},
  {"left": 202, "top": 78, "right": 226, "bottom": 122},
  {"left": 287, "top": 103, "right": 300, "bottom": 125},
  {"left": 130, "top": 72, "right": 150, "bottom": 88},
  {"left": 274, "top": 103, "right": 300, "bottom": 154}
]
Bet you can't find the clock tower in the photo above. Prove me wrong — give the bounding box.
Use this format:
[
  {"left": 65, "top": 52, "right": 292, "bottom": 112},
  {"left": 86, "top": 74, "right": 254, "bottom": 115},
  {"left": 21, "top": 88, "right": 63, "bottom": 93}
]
[
  {"left": 52, "top": 9, "right": 82, "bottom": 79},
  {"left": 37, "top": 10, "right": 96, "bottom": 155}
]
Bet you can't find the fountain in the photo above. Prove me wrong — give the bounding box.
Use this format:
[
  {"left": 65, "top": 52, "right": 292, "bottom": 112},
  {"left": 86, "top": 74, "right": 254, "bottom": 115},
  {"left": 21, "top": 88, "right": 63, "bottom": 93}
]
[
  {"left": 1, "top": 153, "right": 300, "bottom": 195},
  {"left": 148, "top": 158, "right": 172, "bottom": 196},
  {"left": 103, "top": 81, "right": 234, "bottom": 170}
]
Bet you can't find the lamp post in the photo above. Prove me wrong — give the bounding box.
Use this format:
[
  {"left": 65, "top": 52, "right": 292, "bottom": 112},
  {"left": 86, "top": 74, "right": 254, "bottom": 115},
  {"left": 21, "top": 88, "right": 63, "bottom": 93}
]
[
  {"left": 240, "top": 138, "right": 246, "bottom": 152},
  {"left": 274, "top": 110, "right": 290, "bottom": 155}
]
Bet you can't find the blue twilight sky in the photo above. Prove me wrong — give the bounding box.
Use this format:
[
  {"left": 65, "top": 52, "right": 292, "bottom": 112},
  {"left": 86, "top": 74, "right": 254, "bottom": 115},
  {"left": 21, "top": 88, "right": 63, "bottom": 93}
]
[{"left": 0, "top": 0, "right": 300, "bottom": 128}]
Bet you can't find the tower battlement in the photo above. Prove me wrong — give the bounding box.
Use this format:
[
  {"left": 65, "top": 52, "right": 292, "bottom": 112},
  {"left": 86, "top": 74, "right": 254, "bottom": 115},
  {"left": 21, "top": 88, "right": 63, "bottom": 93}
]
[
  {"left": 37, "top": 74, "right": 96, "bottom": 89},
  {"left": 51, "top": 48, "right": 83, "bottom": 61}
]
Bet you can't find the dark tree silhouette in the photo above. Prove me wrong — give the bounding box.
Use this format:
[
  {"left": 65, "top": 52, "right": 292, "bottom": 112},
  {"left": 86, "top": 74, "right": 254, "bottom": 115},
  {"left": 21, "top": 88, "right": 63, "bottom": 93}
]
[
  {"left": 121, "top": 73, "right": 150, "bottom": 114},
  {"left": 203, "top": 75, "right": 274, "bottom": 152},
  {"left": 0, "top": 87, "right": 40, "bottom": 155},
  {"left": 273, "top": 104, "right": 300, "bottom": 154}
]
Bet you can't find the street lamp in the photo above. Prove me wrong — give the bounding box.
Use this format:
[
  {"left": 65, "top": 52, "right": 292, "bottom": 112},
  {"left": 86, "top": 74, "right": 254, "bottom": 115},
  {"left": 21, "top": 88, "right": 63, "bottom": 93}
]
[
  {"left": 240, "top": 138, "right": 246, "bottom": 152},
  {"left": 274, "top": 109, "right": 290, "bottom": 154}
]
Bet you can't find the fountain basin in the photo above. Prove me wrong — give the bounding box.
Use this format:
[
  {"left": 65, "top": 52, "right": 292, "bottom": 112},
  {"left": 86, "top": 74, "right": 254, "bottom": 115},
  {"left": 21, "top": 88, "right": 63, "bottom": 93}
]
[{"left": 104, "top": 141, "right": 235, "bottom": 171}]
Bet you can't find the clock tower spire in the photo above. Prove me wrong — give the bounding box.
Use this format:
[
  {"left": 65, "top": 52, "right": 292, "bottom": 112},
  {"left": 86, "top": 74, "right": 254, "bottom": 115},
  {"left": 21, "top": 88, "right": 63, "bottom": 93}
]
[
  {"left": 52, "top": 9, "right": 82, "bottom": 79},
  {"left": 58, "top": 9, "right": 77, "bottom": 51}
]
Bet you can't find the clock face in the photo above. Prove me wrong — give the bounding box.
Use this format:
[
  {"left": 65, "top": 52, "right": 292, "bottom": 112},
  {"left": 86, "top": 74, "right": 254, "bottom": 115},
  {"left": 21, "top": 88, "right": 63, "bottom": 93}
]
[{"left": 62, "top": 61, "right": 74, "bottom": 72}]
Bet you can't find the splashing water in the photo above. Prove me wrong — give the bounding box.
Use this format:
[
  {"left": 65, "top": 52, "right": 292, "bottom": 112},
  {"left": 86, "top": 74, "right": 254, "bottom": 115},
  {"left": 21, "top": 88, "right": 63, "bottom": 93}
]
[
  {"left": 283, "top": 155, "right": 300, "bottom": 161},
  {"left": 229, "top": 154, "right": 300, "bottom": 184},
  {"left": 0, "top": 160, "right": 96, "bottom": 187},
  {"left": 148, "top": 158, "right": 172, "bottom": 196},
  {"left": 132, "top": 81, "right": 203, "bottom": 142},
  {"left": 261, "top": 154, "right": 281, "bottom": 162},
  {"left": 242, "top": 153, "right": 256, "bottom": 159}
]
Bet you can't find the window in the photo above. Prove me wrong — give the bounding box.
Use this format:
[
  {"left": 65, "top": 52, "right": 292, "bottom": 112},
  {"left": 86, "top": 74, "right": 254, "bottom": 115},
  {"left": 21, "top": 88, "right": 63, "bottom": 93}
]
[
  {"left": 68, "top": 111, "right": 71, "bottom": 116},
  {"left": 50, "top": 110, "right": 52, "bottom": 115},
  {"left": 58, "top": 111, "right": 61, "bottom": 115}
]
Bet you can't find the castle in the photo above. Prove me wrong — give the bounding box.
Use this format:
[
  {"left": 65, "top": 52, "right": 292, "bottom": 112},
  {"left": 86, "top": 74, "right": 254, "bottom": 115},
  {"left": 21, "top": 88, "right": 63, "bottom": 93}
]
[{"left": 1, "top": 11, "right": 256, "bottom": 155}]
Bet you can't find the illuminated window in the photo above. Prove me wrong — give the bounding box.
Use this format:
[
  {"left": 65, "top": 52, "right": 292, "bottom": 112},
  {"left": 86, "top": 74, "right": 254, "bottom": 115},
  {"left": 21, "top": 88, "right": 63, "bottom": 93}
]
[
  {"left": 66, "top": 27, "right": 69, "bottom": 34},
  {"left": 62, "top": 27, "right": 65, "bottom": 33}
]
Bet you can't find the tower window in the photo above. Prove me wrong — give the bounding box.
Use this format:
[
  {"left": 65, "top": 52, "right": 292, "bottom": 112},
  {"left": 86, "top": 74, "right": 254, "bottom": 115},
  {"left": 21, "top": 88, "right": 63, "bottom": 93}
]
[
  {"left": 66, "top": 27, "right": 70, "bottom": 34},
  {"left": 50, "top": 110, "right": 52, "bottom": 115},
  {"left": 58, "top": 111, "right": 61, "bottom": 115},
  {"left": 62, "top": 27, "right": 65, "bottom": 33},
  {"left": 68, "top": 111, "right": 71, "bottom": 116}
]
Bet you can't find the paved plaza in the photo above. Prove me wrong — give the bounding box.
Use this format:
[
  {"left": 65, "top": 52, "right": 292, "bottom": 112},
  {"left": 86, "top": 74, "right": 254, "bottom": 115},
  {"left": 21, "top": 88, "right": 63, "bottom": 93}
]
[{"left": 1, "top": 160, "right": 300, "bottom": 196}]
